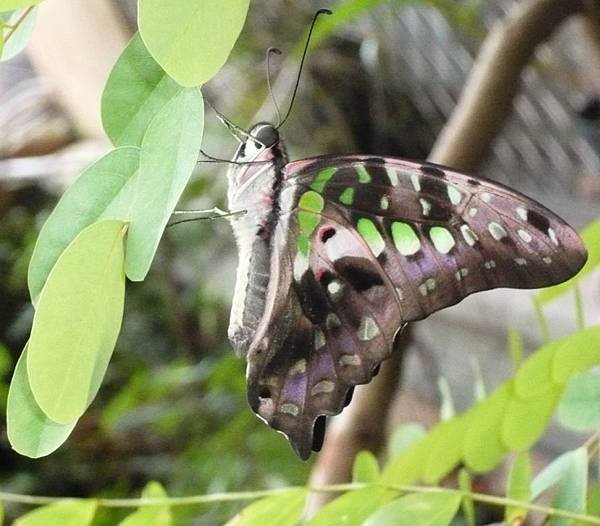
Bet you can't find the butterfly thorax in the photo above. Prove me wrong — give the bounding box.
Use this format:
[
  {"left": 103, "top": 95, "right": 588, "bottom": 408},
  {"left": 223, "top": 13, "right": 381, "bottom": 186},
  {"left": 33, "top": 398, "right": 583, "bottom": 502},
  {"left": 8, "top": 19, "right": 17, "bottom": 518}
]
[{"left": 227, "top": 123, "right": 288, "bottom": 353}]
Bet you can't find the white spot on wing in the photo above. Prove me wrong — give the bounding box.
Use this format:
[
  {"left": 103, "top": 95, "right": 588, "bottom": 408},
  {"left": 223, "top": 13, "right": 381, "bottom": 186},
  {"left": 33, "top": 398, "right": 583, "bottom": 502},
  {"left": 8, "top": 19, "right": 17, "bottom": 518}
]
[
  {"left": 420, "top": 198, "right": 431, "bottom": 216},
  {"left": 293, "top": 252, "right": 309, "bottom": 281},
  {"left": 514, "top": 258, "right": 527, "bottom": 266},
  {"left": 358, "top": 316, "right": 379, "bottom": 341},
  {"left": 488, "top": 222, "right": 508, "bottom": 241},
  {"left": 548, "top": 227, "right": 559, "bottom": 246},
  {"left": 516, "top": 207, "right": 528, "bottom": 221},
  {"left": 411, "top": 173, "right": 421, "bottom": 192},
  {"left": 314, "top": 329, "right": 326, "bottom": 350},
  {"left": 380, "top": 195, "right": 390, "bottom": 210},
  {"left": 326, "top": 313, "right": 341, "bottom": 330},
  {"left": 386, "top": 167, "right": 399, "bottom": 186},
  {"left": 543, "top": 256, "right": 552, "bottom": 264},
  {"left": 280, "top": 403, "right": 300, "bottom": 416},
  {"left": 327, "top": 280, "right": 343, "bottom": 299},
  {"left": 518, "top": 229, "right": 532, "bottom": 243},
  {"left": 447, "top": 185, "right": 463, "bottom": 205},
  {"left": 481, "top": 192, "right": 492, "bottom": 203},
  {"left": 311, "top": 380, "right": 335, "bottom": 396},
  {"left": 289, "top": 360, "right": 307, "bottom": 375},
  {"left": 460, "top": 224, "right": 478, "bottom": 246},
  {"left": 469, "top": 207, "right": 478, "bottom": 217},
  {"left": 339, "top": 354, "right": 361, "bottom": 366}
]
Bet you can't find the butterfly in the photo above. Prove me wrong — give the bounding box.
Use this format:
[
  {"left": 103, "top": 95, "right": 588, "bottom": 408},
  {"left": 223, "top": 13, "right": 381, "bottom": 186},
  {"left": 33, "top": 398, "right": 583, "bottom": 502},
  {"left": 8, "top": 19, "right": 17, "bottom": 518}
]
[{"left": 223, "top": 121, "right": 587, "bottom": 460}]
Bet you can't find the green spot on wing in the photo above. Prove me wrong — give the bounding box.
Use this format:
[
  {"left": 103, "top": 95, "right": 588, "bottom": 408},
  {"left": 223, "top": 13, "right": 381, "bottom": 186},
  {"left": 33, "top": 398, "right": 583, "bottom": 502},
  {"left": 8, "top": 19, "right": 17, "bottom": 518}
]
[
  {"left": 310, "top": 167, "right": 336, "bottom": 193},
  {"left": 357, "top": 218, "right": 385, "bottom": 257},
  {"left": 429, "top": 226, "right": 456, "bottom": 254},
  {"left": 355, "top": 164, "right": 371, "bottom": 183},
  {"left": 391, "top": 221, "right": 421, "bottom": 256},
  {"left": 339, "top": 187, "right": 354, "bottom": 205},
  {"left": 298, "top": 191, "right": 324, "bottom": 238}
]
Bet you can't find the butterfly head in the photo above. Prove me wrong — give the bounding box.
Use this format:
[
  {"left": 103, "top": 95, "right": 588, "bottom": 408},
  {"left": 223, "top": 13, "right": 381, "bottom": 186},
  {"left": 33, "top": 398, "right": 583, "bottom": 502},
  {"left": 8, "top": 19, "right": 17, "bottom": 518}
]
[{"left": 233, "top": 122, "right": 281, "bottom": 163}]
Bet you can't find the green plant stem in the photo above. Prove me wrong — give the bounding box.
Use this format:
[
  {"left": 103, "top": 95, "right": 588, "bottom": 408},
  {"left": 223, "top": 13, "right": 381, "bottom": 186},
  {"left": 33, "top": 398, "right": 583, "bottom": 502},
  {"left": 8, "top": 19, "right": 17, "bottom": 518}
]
[
  {"left": 532, "top": 295, "right": 550, "bottom": 342},
  {"left": 574, "top": 284, "right": 585, "bottom": 330},
  {"left": 3, "top": 6, "right": 33, "bottom": 43},
  {"left": 1, "top": 483, "right": 600, "bottom": 523}
]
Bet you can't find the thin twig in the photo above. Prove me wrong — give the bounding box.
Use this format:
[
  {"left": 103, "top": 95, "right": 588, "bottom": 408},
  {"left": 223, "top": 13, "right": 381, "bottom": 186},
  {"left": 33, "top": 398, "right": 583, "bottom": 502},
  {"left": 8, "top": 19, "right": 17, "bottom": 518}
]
[{"left": 3, "top": 6, "right": 34, "bottom": 43}]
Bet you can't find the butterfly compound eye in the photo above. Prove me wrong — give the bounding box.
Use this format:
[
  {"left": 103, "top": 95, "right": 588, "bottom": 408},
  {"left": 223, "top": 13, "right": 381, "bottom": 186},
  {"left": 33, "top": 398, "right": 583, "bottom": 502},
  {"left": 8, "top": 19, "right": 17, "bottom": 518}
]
[{"left": 250, "top": 123, "right": 279, "bottom": 148}]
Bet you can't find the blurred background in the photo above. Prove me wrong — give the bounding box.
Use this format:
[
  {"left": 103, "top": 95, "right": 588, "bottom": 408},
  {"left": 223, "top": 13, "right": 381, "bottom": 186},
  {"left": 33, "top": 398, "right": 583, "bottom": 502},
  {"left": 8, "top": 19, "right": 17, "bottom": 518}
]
[{"left": 1, "top": 0, "right": 600, "bottom": 524}]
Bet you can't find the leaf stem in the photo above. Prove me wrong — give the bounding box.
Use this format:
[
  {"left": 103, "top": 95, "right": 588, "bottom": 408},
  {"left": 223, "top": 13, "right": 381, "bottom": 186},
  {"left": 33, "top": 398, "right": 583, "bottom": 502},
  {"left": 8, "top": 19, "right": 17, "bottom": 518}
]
[
  {"left": 1, "top": 483, "right": 600, "bottom": 523},
  {"left": 3, "top": 6, "right": 34, "bottom": 44}
]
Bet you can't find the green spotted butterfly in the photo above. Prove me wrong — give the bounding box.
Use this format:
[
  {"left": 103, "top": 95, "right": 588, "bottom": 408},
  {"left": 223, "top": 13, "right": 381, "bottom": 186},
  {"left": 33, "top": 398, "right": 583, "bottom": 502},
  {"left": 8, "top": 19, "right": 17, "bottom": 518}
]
[{"left": 224, "top": 122, "right": 587, "bottom": 459}]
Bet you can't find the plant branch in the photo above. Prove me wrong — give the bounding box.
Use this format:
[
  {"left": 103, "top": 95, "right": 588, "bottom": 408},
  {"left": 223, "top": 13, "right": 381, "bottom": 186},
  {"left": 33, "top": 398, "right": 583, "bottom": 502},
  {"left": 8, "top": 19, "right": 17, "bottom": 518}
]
[
  {"left": 2, "top": 483, "right": 600, "bottom": 524},
  {"left": 429, "top": 0, "right": 585, "bottom": 171}
]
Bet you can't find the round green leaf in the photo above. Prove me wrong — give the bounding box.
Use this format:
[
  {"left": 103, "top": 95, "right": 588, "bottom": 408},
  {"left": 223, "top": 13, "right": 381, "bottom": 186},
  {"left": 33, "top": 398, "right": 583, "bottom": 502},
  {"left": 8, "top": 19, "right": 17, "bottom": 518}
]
[
  {"left": 463, "top": 383, "right": 511, "bottom": 472},
  {"left": 138, "top": 0, "right": 249, "bottom": 87},
  {"left": 558, "top": 371, "right": 600, "bottom": 430},
  {"left": 1, "top": 7, "right": 37, "bottom": 61},
  {"left": 125, "top": 88, "right": 203, "bottom": 281},
  {"left": 118, "top": 482, "right": 171, "bottom": 526},
  {"left": 423, "top": 416, "right": 468, "bottom": 484},
  {"left": 501, "top": 387, "right": 561, "bottom": 451},
  {"left": 363, "top": 492, "right": 462, "bottom": 526},
  {"left": 0, "top": 0, "right": 42, "bottom": 10},
  {"left": 7, "top": 345, "right": 76, "bottom": 458},
  {"left": 306, "top": 487, "right": 388, "bottom": 526},
  {"left": 505, "top": 452, "right": 531, "bottom": 524},
  {"left": 352, "top": 451, "right": 380, "bottom": 483},
  {"left": 552, "top": 326, "right": 600, "bottom": 384},
  {"left": 14, "top": 500, "right": 97, "bottom": 526},
  {"left": 513, "top": 344, "right": 557, "bottom": 398},
  {"left": 28, "top": 220, "right": 127, "bottom": 424},
  {"left": 28, "top": 147, "right": 139, "bottom": 304},
  {"left": 102, "top": 32, "right": 182, "bottom": 147},
  {"left": 226, "top": 488, "right": 308, "bottom": 526}
]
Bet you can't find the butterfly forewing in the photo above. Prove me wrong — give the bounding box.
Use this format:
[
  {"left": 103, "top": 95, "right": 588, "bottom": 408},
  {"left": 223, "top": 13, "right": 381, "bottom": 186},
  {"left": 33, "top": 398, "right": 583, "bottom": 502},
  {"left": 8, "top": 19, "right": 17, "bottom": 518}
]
[{"left": 233, "top": 143, "right": 587, "bottom": 459}]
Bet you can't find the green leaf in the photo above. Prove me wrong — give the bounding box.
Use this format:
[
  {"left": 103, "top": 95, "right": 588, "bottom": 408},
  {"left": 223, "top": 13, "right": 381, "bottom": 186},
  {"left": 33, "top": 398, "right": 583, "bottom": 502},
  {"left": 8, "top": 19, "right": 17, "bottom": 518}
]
[
  {"left": 1, "top": 6, "right": 36, "bottom": 61},
  {"left": 7, "top": 345, "right": 76, "bottom": 458},
  {"left": 138, "top": 0, "right": 249, "bottom": 87},
  {"left": 502, "top": 387, "right": 561, "bottom": 451},
  {"left": 381, "top": 438, "right": 430, "bottom": 486},
  {"left": 505, "top": 452, "right": 531, "bottom": 524},
  {"left": 102, "top": 32, "right": 182, "bottom": 147},
  {"left": 14, "top": 500, "right": 97, "bottom": 526},
  {"left": 118, "top": 482, "right": 171, "bottom": 526},
  {"left": 423, "top": 416, "right": 468, "bottom": 484},
  {"left": 352, "top": 451, "right": 380, "bottom": 483},
  {"left": 463, "top": 383, "right": 511, "bottom": 472},
  {"left": 0, "top": 0, "right": 42, "bottom": 10},
  {"left": 363, "top": 492, "right": 461, "bottom": 526},
  {"left": 537, "top": 219, "right": 597, "bottom": 304},
  {"left": 306, "top": 487, "right": 388, "bottom": 526},
  {"left": 513, "top": 343, "right": 556, "bottom": 398},
  {"left": 551, "top": 326, "right": 600, "bottom": 384},
  {"left": 387, "top": 422, "right": 426, "bottom": 459},
  {"left": 558, "top": 371, "right": 600, "bottom": 430},
  {"left": 28, "top": 147, "right": 139, "bottom": 304},
  {"left": 531, "top": 447, "right": 588, "bottom": 526},
  {"left": 125, "top": 88, "right": 203, "bottom": 280},
  {"left": 458, "top": 470, "right": 475, "bottom": 526},
  {"left": 27, "top": 220, "right": 127, "bottom": 424},
  {"left": 226, "top": 488, "right": 308, "bottom": 526}
]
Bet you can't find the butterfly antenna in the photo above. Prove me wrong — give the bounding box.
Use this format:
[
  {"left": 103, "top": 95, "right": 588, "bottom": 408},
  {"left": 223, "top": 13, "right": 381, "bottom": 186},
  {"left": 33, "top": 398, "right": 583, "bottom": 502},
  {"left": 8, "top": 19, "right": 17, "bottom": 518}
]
[
  {"left": 266, "top": 47, "right": 283, "bottom": 126},
  {"left": 277, "top": 8, "right": 332, "bottom": 129},
  {"left": 204, "top": 97, "right": 253, "bottom": 143}
]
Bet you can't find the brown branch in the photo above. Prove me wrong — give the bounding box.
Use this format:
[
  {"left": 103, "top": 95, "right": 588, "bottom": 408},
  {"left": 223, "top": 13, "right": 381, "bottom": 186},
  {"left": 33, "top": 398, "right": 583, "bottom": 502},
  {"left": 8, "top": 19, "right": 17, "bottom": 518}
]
[
  {"left": 429, "top": 0, "right": 585, "bottom": 171},
  {"left": 578, "top": 0, "right": 600, "bottom": 93},
  {"left": 305, "top": 0, "right": 586, "bottom": 517}
]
